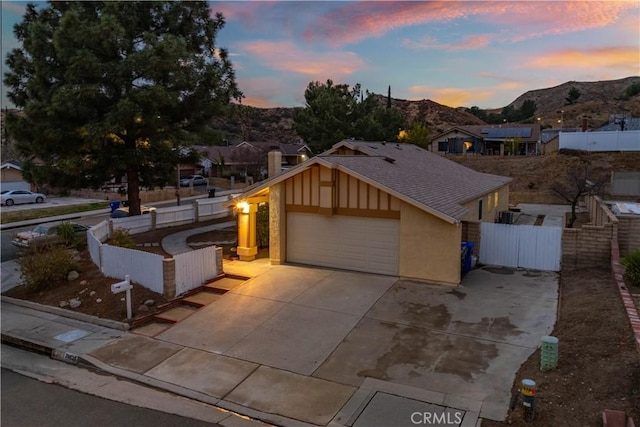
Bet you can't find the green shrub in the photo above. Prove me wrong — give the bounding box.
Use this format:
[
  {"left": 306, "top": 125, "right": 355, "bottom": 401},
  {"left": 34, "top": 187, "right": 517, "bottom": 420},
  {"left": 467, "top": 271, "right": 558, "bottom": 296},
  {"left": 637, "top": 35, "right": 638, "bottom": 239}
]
[
  {"left": 622, "top": 249, "right": 640, "bottom": 287},
  {"left": 18, "top": 245, "right": 75, "bottom": 292},
  {"left": 110, "top": 228, "right": 135, "bottom": 249},
  {"left": 56, "top": 222, "right": 79, "bottom": 247}
]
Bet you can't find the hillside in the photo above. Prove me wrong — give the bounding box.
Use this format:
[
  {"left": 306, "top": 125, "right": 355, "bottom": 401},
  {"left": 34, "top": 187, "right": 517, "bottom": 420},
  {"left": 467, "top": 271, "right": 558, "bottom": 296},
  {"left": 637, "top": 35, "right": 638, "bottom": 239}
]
[
  {"left": 449, "top": 151, "right": 640, "bottom": 205},
  {"left": 504, "top": 76, "right": 640, "bottom": 129},
  {"left": 218, "top": 77, "right": 640, "bottom": 144}
]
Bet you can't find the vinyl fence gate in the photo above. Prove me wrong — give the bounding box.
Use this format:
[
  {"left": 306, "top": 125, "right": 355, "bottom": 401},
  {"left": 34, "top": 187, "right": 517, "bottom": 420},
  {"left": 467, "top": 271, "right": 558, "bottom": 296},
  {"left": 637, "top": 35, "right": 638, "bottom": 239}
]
[{"left": 479, "top": 223, "right": 562, "bottom": 271}]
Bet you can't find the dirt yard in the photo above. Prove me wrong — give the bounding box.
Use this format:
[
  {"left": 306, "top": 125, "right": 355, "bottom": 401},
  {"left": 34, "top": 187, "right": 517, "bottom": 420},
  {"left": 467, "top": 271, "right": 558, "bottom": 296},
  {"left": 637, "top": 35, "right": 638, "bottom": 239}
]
[
  {"left": 3, "top": 225, "right": 639, "bottom": 424},
  {"left": 484, "top": 268, "right": 640, "bottom": 426}
]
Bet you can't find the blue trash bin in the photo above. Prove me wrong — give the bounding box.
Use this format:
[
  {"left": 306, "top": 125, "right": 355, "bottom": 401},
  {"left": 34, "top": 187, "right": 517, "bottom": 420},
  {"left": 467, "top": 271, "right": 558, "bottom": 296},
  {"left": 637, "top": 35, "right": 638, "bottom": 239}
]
[
  {"left": 461, "top": 241, "right": 475, "bottom": 274},
  {"left": 109, "top": 200, "right": 121, "bottom": 213}
]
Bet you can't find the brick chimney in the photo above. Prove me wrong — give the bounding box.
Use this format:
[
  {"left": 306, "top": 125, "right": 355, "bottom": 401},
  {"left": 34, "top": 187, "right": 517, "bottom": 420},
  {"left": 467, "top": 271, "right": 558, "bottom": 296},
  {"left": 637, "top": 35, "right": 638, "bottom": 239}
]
[{"left": 268, "top": 150, "right": 282, "bottom": 178}]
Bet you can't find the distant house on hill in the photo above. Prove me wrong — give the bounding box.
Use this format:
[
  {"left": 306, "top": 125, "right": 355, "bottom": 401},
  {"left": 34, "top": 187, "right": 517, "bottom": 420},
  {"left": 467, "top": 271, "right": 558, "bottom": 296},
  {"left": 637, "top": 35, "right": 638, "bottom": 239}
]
[{"left": 429, "top": 124, "right": 541, "bottom": 156}]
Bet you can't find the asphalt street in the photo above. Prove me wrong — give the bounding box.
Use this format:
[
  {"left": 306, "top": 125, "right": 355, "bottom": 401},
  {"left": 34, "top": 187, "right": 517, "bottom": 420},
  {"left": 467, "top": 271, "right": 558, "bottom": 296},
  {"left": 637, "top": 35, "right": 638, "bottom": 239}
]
[{"left": 1, "top": 368, "right": 217, "bottom": 427}]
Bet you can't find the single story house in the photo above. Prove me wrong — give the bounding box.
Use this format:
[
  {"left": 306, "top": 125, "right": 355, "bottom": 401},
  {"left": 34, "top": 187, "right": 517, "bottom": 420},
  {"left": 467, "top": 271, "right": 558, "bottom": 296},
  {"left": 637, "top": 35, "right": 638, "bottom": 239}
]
[
  {"left": 232, "top": 140, "right": 511, "bottom": 286},
  {"left": 430, "top": 124, "right": 541, "bottom": 156},
  {"left": 196, "top": 141, "right": 312, "bottom": 179},
  {"left": 1, "top": 161, "right": 31, "bottom": 191}
]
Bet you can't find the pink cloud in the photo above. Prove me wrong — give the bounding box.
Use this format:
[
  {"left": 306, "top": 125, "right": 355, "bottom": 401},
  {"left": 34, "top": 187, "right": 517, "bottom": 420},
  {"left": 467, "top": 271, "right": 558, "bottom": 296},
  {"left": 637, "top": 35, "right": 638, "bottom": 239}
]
[
  {"left": 407, "top": 79, "right": 527, "bottom": 108},
  {"left": 303, "top": 1, "right": 638, "bottom": 47},
  {"left": 526, "top": 46, "right": 639, "bottom": 73},
  {"left": 408, "top": 85, "right": 495, "bottom": 108},
  {"left": 403, "top": 34, "right": 490, "bottom": 51},
  {"left": 235, "top": 40, "right": 366, "bottom": 78}
]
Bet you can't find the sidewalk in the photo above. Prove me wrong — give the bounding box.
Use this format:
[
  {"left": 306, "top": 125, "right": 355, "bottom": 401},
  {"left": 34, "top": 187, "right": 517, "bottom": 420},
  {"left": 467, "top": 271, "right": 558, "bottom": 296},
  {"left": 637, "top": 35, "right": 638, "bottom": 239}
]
[{"left": 0, "top": 297, "right": 275, "bottom": 427}]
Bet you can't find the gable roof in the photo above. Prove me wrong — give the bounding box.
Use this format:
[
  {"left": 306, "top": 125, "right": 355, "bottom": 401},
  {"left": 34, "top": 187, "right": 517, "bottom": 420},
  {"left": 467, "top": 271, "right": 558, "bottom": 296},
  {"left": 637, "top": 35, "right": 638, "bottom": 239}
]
[
  {"left": 195, "top": 141, "right": 311, "bottom": 164},
  {"left": 236, "top": 140, "right": 511, "bottom": 223},
  {"left": 1, "top": 161, "right": 22, "bottom": 170},
  {"left": 431, "top": 124, "right": 541, "bottom": 143}
]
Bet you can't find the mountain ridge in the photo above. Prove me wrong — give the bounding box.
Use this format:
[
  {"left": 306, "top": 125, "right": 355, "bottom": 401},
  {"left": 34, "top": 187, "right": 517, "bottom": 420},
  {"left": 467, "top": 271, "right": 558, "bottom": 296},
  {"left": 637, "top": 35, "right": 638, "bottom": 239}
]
[{"left": 220, "top": 76, "right": 640, "bottom": 144}]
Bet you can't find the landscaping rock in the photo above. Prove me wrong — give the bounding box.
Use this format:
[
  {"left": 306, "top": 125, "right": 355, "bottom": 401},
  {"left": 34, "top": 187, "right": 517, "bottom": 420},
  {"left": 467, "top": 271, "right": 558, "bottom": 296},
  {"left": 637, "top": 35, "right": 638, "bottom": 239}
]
[
  {"left": 80, "top": 280, "right": 88, "bottom": 286},
  {"left": 96, "top": 298, "right": 102, "bottom": 303},
  {"left": 89, "top": 291, "right": 96, "bottom": 297},
  {"left": 137, "top": 304, "right": 149, "bottom": 313},
  {"left": 67, "top": 271, "right": 80, "bottom": 281},
  {"left": 144, "top": 299, "right": 155, "bottom": 307},
  {"left": 69, "top": 298, "right": 81, "bottom": 309},
  {"left": 59, "top": 301, "right": 68, "bottom": 308}
]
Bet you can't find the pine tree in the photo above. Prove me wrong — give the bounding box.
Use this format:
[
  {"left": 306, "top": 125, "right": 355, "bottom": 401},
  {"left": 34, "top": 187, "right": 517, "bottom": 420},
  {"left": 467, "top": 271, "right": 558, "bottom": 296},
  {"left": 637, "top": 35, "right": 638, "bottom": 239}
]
[{"left": 4, "top": 1, "right": 241, "bottom": 215}]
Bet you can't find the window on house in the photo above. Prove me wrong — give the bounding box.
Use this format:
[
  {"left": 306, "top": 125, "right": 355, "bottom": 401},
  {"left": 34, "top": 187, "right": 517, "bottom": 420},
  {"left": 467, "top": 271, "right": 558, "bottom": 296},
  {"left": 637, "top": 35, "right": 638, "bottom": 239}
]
[
  {"left": 494, "top": 192, "right": 499, "bottom": 209},
  {"left": 438, "top": 142, "right": 448, "bottom": 152},
  {"left": 478, "top": 199, "right": 483, "bottom": 220}
]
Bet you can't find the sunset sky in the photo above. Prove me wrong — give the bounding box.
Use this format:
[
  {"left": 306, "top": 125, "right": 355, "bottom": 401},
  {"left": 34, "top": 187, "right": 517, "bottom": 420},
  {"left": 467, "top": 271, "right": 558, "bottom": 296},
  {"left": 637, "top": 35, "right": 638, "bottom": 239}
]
[{"left": 2, "top": 1, "right": 639, "bottom": 110}]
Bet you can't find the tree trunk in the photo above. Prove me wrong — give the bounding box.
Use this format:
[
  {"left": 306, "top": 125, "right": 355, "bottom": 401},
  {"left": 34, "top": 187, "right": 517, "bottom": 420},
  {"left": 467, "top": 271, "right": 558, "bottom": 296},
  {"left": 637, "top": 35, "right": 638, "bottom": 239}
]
[
  {"left": 126, "top": 167, "right": 141, "bottom": 216},
  {"left": 567, "top": 200, "right": 578, "bottom": 228}
]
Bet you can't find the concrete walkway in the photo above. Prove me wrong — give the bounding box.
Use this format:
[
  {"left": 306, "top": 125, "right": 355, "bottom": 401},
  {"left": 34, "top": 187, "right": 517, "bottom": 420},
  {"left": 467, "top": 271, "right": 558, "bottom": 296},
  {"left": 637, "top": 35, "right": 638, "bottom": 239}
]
[{"left": 161, "top": 220, "right": 236, "bottom": 255}]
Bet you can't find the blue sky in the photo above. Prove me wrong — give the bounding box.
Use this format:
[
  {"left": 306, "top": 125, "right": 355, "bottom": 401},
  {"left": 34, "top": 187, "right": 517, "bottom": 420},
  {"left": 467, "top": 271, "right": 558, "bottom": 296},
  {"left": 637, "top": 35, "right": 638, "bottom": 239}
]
[{"left": 2, "top": 1, "right": 639, "bottom": 110}]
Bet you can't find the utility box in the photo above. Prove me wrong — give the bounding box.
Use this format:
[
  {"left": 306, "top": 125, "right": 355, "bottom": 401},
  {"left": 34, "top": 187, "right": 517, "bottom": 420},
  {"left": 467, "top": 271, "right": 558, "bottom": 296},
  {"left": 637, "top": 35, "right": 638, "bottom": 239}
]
[
  {"left": 499, "top": 211, "right": 514, "bottom": 224},
  {"left": 540, "top": 335, "right": 559, "bottom": 371}
]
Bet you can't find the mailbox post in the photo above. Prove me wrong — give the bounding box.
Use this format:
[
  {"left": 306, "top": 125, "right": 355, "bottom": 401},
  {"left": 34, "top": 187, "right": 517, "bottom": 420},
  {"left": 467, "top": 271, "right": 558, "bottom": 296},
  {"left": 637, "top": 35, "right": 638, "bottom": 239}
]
[{"left": 111, "top": 275, "right": 133, "bottom": 320}]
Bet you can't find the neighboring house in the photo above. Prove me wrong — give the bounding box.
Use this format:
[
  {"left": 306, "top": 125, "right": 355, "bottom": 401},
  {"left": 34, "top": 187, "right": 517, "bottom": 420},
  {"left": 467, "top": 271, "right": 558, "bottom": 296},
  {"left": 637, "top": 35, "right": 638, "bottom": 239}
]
[
  {"left": 196, "top": 141, "right": 312, "bottom": 178},
  {"left": 0, "top": 161, "right": 31, "bottom": 191},
  {"left": 232, "top": 140, "right": 511, "bottom": 286},
  {"left": 430, "top": 124, "right": 541, "bottom": 156}
]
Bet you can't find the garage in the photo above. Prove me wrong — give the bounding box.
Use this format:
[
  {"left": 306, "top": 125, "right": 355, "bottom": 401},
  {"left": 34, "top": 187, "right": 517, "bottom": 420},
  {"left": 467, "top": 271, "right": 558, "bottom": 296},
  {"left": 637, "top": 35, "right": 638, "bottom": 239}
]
[{"left": 286, "top": 212, "right": 400, "bottom": 276}]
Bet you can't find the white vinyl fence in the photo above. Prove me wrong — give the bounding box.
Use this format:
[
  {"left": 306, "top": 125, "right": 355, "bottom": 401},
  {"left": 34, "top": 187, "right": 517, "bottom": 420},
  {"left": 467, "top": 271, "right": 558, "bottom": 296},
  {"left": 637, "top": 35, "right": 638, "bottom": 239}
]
[
  {"left": 479, "top": 223, "right": 562, "bottom": 271},
  {"left": 174, "top": 246, "right": 219, "bottom": 296},
  {"left": 111, "top": 215, "right": 153, "bottom": 235},
  {"left": 156, "top": 205, "right": 195, "bottom": 228},
  {"left": 101, "top": 245, "right": 165, "bottom": 294},
  {"left": 559, "top": 130, "right": 640, "bottom": 152},
  {"left": 87, "top": 193, "right": 237, "bottom": 297},
  {"left": 196, "top": 197, "right": 232, "bottom": 221}
]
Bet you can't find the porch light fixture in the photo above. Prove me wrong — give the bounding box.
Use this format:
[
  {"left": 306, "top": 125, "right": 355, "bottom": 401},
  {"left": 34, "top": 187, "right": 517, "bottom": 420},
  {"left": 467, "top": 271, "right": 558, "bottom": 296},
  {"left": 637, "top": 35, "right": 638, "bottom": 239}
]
[{"left": 236, "top": 201, "right": 250, "bottom": 213}]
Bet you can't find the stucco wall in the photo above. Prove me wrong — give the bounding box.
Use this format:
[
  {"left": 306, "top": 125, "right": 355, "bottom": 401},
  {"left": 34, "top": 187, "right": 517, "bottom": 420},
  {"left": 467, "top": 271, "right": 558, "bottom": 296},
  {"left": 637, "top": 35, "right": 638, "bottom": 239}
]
[
  {"left": 460, "top": 185, "right": 510, "bottom": 223},
  {"left": 399, "top": 203, "right": 461, "bottom": 286}
]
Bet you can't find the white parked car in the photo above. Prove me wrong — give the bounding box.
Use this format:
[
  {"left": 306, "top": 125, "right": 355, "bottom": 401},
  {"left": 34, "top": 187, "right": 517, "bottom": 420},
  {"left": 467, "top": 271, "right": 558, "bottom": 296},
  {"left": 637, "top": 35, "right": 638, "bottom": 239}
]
[
  {"left": 1, "top": 190, "right": 46, "bottom": 206},
  {"left": 179, "top": 175, "right": 207, "bottom": 187}
]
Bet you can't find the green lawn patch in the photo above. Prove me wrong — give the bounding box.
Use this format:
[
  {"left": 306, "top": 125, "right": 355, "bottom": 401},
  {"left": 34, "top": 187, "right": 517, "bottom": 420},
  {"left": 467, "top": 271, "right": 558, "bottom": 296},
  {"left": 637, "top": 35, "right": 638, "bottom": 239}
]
[{"left": 1, "top": 202, "right": 109, "bottom": 224}]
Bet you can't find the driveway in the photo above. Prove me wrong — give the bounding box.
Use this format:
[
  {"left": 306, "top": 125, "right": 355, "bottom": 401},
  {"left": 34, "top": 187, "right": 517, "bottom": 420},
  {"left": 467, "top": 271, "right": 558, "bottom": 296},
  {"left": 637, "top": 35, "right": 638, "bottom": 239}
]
[{"left": 97, "top": 265, "right": 558, "bottom": 425}]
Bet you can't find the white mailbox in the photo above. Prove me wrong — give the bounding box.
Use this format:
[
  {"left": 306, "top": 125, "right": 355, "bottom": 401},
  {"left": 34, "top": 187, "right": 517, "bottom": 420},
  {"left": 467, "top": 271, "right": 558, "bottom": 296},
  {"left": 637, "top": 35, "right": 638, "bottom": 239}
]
[
  {"left": 110, "top": 275, "right": 132, "bottom": 320},
  {"left": 111, "top": 280, "right": 132, "bottom": 294}
]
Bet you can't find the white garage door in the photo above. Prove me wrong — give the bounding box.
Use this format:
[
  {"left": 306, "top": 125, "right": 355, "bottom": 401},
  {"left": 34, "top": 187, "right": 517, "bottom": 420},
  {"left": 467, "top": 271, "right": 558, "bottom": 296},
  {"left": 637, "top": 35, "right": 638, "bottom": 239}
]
[{"left": 286, "top": 213, "right": 399, "bottom": 276}]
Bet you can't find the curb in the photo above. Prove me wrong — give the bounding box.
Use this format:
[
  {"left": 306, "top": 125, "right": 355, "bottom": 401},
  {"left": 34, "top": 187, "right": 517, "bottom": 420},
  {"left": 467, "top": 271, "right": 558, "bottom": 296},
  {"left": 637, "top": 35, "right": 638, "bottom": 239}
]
[{"left": 1, "top": 296, "right": 130, "bottom": 331}]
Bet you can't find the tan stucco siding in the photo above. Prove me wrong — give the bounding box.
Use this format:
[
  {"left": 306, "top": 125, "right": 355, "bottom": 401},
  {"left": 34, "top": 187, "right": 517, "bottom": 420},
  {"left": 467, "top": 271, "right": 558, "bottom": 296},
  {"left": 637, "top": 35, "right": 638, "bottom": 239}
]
[
  {"left": 399, "top": 203, "right": 462, "bottom": 286},
  {"left": 460, "top": 185, "right": 510, "bottom": 223},
  {"left": 284, "top": 166, "right": 400, "bottom": 218}
]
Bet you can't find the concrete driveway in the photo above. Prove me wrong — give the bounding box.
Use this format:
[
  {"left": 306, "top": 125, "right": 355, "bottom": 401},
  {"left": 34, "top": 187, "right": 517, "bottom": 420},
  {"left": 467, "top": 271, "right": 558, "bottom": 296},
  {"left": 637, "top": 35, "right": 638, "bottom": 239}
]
[{"left": 99, "top": 265, "right": 558, "bottom": 425}]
